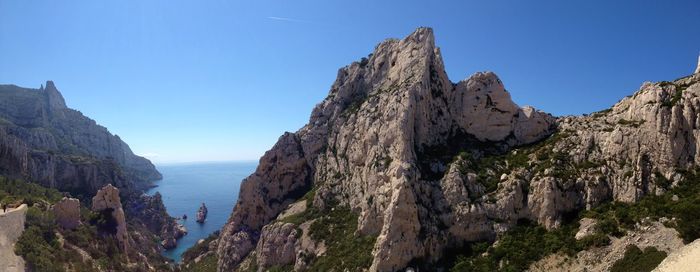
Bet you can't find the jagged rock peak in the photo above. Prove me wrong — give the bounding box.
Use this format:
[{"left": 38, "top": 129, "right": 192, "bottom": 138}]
[
  {"left": 92, "top": 184, "right": 130, "bottom": 253},
  {"left": 217, "top": 27, "right": 556, "bottom": 271},
  {"left": 695, "top": 53, "right": 700, "bottom": 74},
  {"left": 43, "top": 80, "right": 67, "bottom": 110}
]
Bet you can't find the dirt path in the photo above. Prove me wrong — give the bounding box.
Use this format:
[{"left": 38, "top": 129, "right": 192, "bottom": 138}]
[{"left": 0, "top": 204, "right": 27, "bottom": 272}]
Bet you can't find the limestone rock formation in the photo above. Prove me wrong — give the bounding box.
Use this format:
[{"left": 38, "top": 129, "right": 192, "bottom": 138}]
[
  {"left": 0, "top": 204, "right": 27, "bottom": 272},
  {"left": 92, "top": 184, "right": 130, "bottom": 252},
  {"left": 575, "top": 218, "right": 598, "bottom": 240},
  {"left": 217, "top": 27, "right": 555, "bottom": 271},
  {"left": 695, "top": 54, "right": 700, "bottom": 74},
  {"left": 654, "top": 238, "right": 700, "bottom": 272},
  {"left": 0, "top": 81, "right": 161, "bottom": 196},
  {"left": 52, "top": 197, "right": 81, "bottom": 230},
  {"left": 0, "top": 82, "right": 178, "bottom": 270},
  {"left": 196, "top": 202, "right": 208, "bottom": 223},
  {"left": 255, "top": 222, "right": 299, "bottom": 270},
  {"left": 216, "top": 28, "right": 700, "bottom": 271}
]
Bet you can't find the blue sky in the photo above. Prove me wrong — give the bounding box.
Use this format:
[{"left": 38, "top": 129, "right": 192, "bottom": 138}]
[{"left": 1, "top": 0, "right": 699, "bottom": 163}]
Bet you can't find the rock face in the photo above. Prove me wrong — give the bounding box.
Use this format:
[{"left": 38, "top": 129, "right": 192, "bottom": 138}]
[
  {"left": 92, "top": 184, "right": 130, "bottom": 252},
  {"left": 217, "top": 28, "right": 700, "bottom": 271},
  {"left": 196, "top": 203, "right": 208, "bottom": 223},
  {"left": 124, "top": 192, "right": 187, "bottom": 250},
  {"left": 255, "top": 222, "right": 299, "bottom": 269},
  {"left": 0, "top": 81, "right": 161, "bottom": 196},
  {"left": 0, "top": 204, "right": 27, "bottom": 272},
  {"left": 217, "top": 28, "right": 555, "bottom": 271},
  {"left": 0, "top": 82, "right": 178, "bottom": 269},
  {"left": 654, "top": 238, "right": 700, "bottom": 272},
  {"left": 52, "top": 197, "right": 81, "bottom": 230},
  {"left": 695, "top": 54, "right": 700, "bottom": 74}
]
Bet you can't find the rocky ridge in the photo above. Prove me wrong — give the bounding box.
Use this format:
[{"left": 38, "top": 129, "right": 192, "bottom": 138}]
[
  {"left": 0, "top": 81, "right": 185, "bottom": 269},
  {"left": 212, "top": 28, "right": 700, "bottom": 271},
  {"left": 0, "top": 81, "right": 162, "bottom": 197},
  {"left": 217, "top": 28, "right": 558, "bottom": 271}
]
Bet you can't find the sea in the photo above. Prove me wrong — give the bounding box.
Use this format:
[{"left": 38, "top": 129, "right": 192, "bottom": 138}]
[{"left": 145, "top": 161, "right": 257, "bottom": 263}]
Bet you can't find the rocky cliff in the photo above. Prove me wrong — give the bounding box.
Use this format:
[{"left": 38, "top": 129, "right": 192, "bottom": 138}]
[
  {"left": 215, "top": 28, "right": 700, "bottom": 271},
  {"left": 0, "top": 81, "right": 161, "bottom": 197},
  {"left": 0, "top": 81, "right": 185, "bottom": 269}
]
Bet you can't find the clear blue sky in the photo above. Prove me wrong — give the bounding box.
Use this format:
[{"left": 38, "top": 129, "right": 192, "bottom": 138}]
[{"left": 1, "top": 1, "right": 699, "bottom": 163}]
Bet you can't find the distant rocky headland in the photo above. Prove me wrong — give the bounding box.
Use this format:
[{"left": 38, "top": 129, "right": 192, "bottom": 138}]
[{"left": 0, "top": 82, "right": 185, "bottom": 270}]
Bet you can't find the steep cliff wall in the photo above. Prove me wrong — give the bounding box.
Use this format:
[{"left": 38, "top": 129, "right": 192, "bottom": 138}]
[
  {"left": 0, "top": 81, "right": 161, "bottom": 196},
  {"left": 217, "top": 28, "right": 559, "bottom": 271}
]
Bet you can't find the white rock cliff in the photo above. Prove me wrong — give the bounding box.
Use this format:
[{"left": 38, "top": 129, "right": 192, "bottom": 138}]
[{"left": 216, "top": 28, "right": 700, "bottom": 271}]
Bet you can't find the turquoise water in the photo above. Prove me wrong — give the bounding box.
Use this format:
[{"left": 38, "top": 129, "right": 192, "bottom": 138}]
[{"left": 146, "top": 161, "right": 257, "bottom": 263}]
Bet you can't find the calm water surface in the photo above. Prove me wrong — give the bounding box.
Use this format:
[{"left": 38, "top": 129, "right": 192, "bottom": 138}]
[{"left": 146, "top": 161, "right": 256, "bottom": 262}]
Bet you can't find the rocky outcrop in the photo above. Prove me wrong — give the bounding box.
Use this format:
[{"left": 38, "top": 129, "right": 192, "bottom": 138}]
[
  {"left": 217, "top": 28, "right": 555, "bottom": 271},
  {"left": 161, "top": 237, "right": 177, "bottom": 250},
  {"left": 255, "top": 222, "right": 299, "bottom": 270},
  {"left": 217, "top": 28, "right": 700, "bottom": 271},
  {"left": 0, "top": 82, "right": 177, "bottom": 269},
  {"left": 0, "top": 81, "right": 161, "bottom": 197},
  {"left": 52, "top": 197, "right": 81, "bottom": 230},
  {"left": 575, "top": 218, "right": 598, "bottom": 240},
  {"left": 196, "top": 203, "right": 208, "bottom": 223},
  {"left": 92, "top": 184, "right": 130, "bottom": 253},
  {"left": 121, "top": 191, "right": 187, "bottom": 251},
  {"left": 0, "top": 204, "right": 27, "bottom": 272},
  {"left": 654, "top": 238, "right": 700, "bottom": 272},
  {"left": 695, "top": 54, "right": 700, "bottom": 74}
]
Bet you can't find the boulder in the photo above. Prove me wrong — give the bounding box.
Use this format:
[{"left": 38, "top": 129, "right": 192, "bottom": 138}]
[
  {"left": 575, "top": 218, "right": 598, "bottom": 240},
  {"left": 52, "top": 197, "right": 81, "bottom": 230}
]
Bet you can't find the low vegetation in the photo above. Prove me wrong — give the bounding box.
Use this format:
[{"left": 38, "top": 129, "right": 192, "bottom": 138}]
[
  {"left": 454, "top": 131, "right": 581, "bottom": 196},
  {"left": 307, "top": 206, "right": 376, "bottom": 271},
  {"left": 182, "top": 253, "right": 218, "bottom": 272},
  {"left": 181, "top": 230, "right": 220, "bottom": 263},
  {"left": 1, "top": 177, "right": 131, "bottom": 271},
  {"left": 448, "top": 218, "right": 606, "bottom": 272},
  {"left": 660, "top": 81, "right": 690, "bottom": 108},
  {"left": 448, "top": 166, "right": 700, "bottom": 271},
  {"left": 583, "top": 168, "right": 700, "bottom": 243},
  {"left": 275, "top": 188, "right": 375, "bottom": 271},
  {"left": 610, "top": 245, "right": 667, "bottom": 272},
  {"left": 0, "top": 176, "right": 63, "bottom": 206}
]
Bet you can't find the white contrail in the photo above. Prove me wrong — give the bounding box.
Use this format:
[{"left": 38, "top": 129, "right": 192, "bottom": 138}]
[{"left": 266, "top": 16, "right": 309, "bottom": 23}]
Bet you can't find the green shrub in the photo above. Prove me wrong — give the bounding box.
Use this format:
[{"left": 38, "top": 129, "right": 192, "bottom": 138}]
[
  {"left": 4, "top": 176, "right": 129, "bottom": 271},
  {"left": 449, "top": 219, "right": 602, "bottom": 272},
  {"left": 610, "top": 245, "right": 666, "bottom": 272},
  {"left": 584, "top": 168, "right": 700, "bottom": 243},
  {"left": 182, "top": 254, "right": 218, "bottom": 272},
  {"left": 307, "top": 206, "right": 376, "bottom": 271},
  {"left": 182, "top": 231, "right": 220, "bottom": 263},
  {"left": 0, "top": 176, "right": 63, "bottom": 206},
  {"left": 15, "top": 225, "right": 64, "bottom": 272}
]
